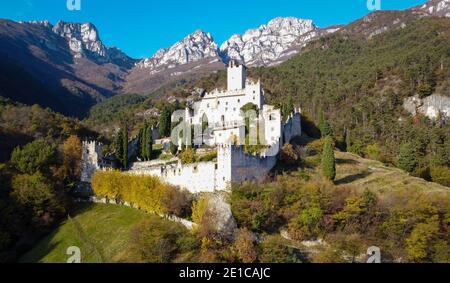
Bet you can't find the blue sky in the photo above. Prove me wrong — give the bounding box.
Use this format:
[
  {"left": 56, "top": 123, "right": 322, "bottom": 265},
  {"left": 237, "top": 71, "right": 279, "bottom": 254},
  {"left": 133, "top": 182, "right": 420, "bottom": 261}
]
[{"left": 0, "top": 0, "right": 428, "bottom": 58}]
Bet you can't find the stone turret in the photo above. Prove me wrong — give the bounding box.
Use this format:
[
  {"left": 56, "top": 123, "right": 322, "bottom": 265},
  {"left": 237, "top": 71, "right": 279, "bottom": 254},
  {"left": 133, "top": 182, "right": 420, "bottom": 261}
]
[
  {"left": 227, "top": 60, "right": 246, "bottom": 91},
  {"left": 80, "top": 140, "right": 103, "bottom": 183}
]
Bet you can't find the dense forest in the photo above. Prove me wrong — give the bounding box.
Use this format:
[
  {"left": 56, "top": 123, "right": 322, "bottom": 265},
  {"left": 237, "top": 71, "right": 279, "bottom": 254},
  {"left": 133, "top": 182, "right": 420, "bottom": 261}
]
[{"left": 251, "top": 18, "right": 450, "bottom": 185}]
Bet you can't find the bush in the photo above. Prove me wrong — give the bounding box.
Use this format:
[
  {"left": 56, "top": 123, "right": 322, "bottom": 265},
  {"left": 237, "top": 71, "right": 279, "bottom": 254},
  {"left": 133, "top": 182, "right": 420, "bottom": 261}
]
[
  {"left": 405, "top": 215, "right": 441, "bottom": 262},
  {"left": 307, "top": 139, "right": 325, "bottom": 155},
  {"left": 198, "top": 151, "right": 217, "bottom": 162},
  {"left": 192, "top": 195, "right": 210, "bottom": 225},
  {"left": 234, "top": 228, "right": 258, "bottom": 263},
  {"left": 366, "top": 143, "right": 382, "bottom": 162},
  {"left": 430, "top": 166, "right": 450, "bottom": 187},
  {"left": 130, "top": 217, "right": 194, "bottom": 263},
  {"left": 258, "top": 235, "right": 298, "bottom": 263},
  {"left": 180, "top": 147, "right": 196, "bottom": 164},
  {"left": 161, "top": 186, "right": 193, "bottom": 218},
  {"left": 279, "top": 144, "right": 300, "bottom": 165}
]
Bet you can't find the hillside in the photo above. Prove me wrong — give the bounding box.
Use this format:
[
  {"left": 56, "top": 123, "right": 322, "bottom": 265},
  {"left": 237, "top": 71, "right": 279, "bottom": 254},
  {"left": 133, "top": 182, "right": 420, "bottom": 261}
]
[
  {"left": 0, "top": 20, "right": 134, "bottom": 117},
  {"left": 19, "top": 150, "right": 449, "bottom": 263},
  {"left": 20, "top": 204, "right": 157, "bottom": 263},
  {"left": 334, "top": 151, "right": 448, "bottom": 194}
]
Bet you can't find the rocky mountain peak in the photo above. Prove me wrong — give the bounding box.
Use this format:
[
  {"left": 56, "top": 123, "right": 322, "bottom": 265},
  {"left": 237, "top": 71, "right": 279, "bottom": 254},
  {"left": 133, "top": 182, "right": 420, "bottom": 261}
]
[
  {"left": 416, "top": 0, "right": 450, "bottom": 17},
  {"left": 220, "top": 17, "right": 318, "bottom": 66},
  {"left": 52, "top": 21, "right": 108, "bottom": 60},
  {"left": 20, "top": 20, "right": 53, "bottom": 28},
  {"left": 136, "top": 29, "right": 219, "bottom": 71}
]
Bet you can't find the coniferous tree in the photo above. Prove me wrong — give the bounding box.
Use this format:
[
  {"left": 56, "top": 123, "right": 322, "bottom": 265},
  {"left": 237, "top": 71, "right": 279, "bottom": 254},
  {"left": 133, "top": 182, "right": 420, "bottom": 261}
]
[
  {"left": 144, "top": 125, "right": 153, "bottom": 160},
  {"left": 398, "top": 143, "right": 419, "bottom": 173},
  {"left": 138, "top": 128, "right": 144, "bottom": 160},
  {"left": 345, "top": 129, "right": 351, "bottom": 152},
  {"left": 115, "top": 129, "right": 124, "bottom": 168},
  {"left": 321, "top": 136, "right": 336, "bottom": 181},
  {"left": 122, "top": 126, "right": 128, "bottom": 169},
  {"left": 142, "top": 126, "right": 148, "bottom": 160},
  {"left": 159, "top": 106, "right": 172, "bottom": 138},
  {"left": 321, "top": 120, "right": 333, "bottom": 138},
  {"left": 319, "top": 112, "right": 333, "bottom": 138},
  {"left": 318, "top": 111, "right": 325, "bottom": 131}
]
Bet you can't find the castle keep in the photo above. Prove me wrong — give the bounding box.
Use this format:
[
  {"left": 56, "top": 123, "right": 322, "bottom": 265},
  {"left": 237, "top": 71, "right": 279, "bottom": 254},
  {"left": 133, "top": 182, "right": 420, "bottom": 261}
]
[{"left": 80, "top": 61, "right": 301, "bottom": 193}]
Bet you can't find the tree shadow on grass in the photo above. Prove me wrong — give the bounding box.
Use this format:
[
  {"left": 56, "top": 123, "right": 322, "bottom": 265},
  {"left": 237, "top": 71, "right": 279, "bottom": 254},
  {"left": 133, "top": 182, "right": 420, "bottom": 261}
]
[
  {"left": 19, "top": 240, "right": 61, "bottom": 263},
  {"left": 336, "top": 158, "right": 360, "bottom": 165},
  {"left": 335, "top": 171, "right": 372, "bottom": 185}
]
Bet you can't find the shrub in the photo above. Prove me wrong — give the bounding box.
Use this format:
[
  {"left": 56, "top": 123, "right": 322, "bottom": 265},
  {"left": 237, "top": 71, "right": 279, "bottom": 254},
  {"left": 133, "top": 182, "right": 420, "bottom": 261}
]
[
  {"left": 307, "top": 139, "right": 325, "bottom": 155},
  {"left": 199, "top": 151, "right": 217, "bottom": 162},
  {"left": 430, "top": 166, "right": 450, "bottom": 187},
  {"left": 366, "top": 143, "right": 382, "bottom": 161},
  {"left": 161, "top": 186, "right": 192, "bottom": 217},
  {"left": 234, "top": 228, "right": 258, "bottom": 263},
  {"left": 130, "top": 217, "right": 192, "bottom": 263},
  {"left": 180, "top": 147, "right": 196, "bottom": 164},
  {"left": 279, "top": 144, "right": 300, "bottom": 165},
  {"left": 192, "top": 195, "right": 210, "bottom": 225},
  {"left": 405, "top": 215, "right": 441, "bottom": 262},
  {"left": 258, "top": 235, "right": 298, "bottom": 263}
]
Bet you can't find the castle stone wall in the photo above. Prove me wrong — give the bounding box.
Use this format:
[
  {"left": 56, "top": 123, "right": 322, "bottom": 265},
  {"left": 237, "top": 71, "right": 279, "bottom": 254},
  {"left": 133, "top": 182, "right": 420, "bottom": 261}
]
[{"left": 283, "top": 108, "right": 302, "bottom": 144}]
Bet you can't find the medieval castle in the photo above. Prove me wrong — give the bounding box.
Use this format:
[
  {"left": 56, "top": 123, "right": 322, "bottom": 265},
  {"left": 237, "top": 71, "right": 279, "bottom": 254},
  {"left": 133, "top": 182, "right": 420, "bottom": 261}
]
[{"left": 80, "top": 61, "right": 301, "bottom": 193}]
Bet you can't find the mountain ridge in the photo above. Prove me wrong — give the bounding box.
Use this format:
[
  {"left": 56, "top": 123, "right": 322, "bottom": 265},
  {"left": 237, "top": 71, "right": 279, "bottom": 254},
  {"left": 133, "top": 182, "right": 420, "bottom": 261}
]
[{"left": 1, "top": 0, "right": 450, "bottom": 116}]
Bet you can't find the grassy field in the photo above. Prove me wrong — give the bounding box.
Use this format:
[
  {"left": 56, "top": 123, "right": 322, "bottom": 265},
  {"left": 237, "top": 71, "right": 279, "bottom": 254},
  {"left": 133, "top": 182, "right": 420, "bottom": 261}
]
[
  {"left": 333, "top": 151, "right": 449, "bottom": 194},
  {"left": 20, "top": 203, "right": 153, "bottom": 263}
]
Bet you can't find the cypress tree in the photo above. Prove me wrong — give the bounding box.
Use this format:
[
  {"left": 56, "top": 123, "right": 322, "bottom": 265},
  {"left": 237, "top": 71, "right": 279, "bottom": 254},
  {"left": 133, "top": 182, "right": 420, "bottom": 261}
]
[
  {"left": 142, "top": 126, "right": 148, "bottom": 160},
  {"left": 159, "top": 106, "right": 172, "bottom": 138},
  {"left": 147, "top": 126, "right": 153, "bottom": 160},
  {"left": 115, "top": 129, "right": 124, "bottom": 168},
  {"left": 318, "top": 111, "right": 325, "bottom": 132},
  {"left": 122, "top": 126, "right": 128, "bottom": 169},
  {"left": 138, "top": 128, "right": 144, "bottom": 159},
  {"left": 321, "top": 136, "right": 336, "bottom": 181},
  {"left": 345, "top": 129, "right": 351, "bottom": 152},
  {"left": 320, "top": 118, "right": 333, "bottom": 137}
]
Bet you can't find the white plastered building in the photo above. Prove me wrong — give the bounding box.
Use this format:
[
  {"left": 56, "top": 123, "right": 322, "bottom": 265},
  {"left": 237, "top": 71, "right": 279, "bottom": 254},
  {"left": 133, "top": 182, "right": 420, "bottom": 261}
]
[{"left": 81, "top": 61, "right": 302, "bottom": 193}]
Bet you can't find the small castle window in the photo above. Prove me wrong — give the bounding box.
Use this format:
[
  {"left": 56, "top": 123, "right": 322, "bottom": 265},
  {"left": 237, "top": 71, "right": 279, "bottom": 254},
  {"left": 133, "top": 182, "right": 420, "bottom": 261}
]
[
  {"left": 238, "top": 99, "right": 240, "bottom": 103},
  {"left": 226, "top": 102, "right": 228, "bottom": 106},
  {"left": 233, "top": 108, "right": 236, "bottom": 111},
  {"left": 223, "top": 177, "right": 225, "bottom": 181},
  {"left": 253, "top": 90, "right": 256, "bottom": 94},
  {"left": 253, "top": 96, "right": 255, "bottom": 100},
  {"left": 225, "top": 107, "right": 228, "bottom": 111},
  {"left": 207, "top": 103, "right": 209, "bottom": 108},
  {"left": 215, "top": 164, "right": 218, "bottom": 170}
]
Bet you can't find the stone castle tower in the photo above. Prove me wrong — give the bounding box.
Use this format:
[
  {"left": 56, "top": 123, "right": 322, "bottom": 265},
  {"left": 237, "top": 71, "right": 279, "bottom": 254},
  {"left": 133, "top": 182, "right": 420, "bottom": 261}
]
[{"left": 80, "top": 140, "right": 103, "bottom": 183}]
